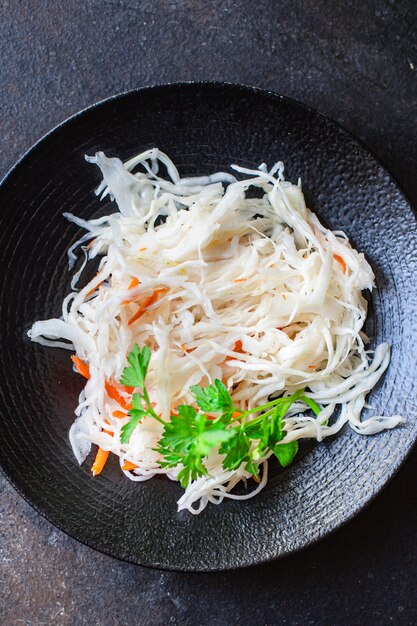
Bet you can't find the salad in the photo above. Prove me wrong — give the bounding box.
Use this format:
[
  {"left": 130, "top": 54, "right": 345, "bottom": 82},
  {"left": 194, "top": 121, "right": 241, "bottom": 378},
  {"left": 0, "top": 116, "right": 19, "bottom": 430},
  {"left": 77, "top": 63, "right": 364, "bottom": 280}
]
[{"left": 28, "top": 148, "right": 403, "bottom": 514}]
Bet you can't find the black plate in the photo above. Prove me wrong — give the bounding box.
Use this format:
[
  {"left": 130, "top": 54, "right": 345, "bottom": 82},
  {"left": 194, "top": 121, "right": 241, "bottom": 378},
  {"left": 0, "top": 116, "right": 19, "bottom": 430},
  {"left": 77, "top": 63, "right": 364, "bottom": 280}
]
[{"left": 0, "top": 83, "right": 416, "bottom": 572}]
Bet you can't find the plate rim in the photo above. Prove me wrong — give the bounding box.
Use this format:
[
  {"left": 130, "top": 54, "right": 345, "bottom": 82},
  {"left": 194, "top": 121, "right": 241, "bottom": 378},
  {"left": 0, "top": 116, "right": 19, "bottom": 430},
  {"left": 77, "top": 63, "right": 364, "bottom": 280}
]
[
  {"left": 1, "top": 80, "right": 415, "bottom": 213},
  {"left": 0, "top": 80, "right": 416, "bottom": 572}
]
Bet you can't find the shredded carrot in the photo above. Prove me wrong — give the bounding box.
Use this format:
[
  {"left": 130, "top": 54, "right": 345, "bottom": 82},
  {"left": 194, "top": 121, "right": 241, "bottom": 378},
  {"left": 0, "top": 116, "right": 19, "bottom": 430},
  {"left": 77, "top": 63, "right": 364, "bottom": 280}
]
[
  {"left": 105, "top": 381, "right": 132, "bottom": 410},
  {"left": 92, "top": 410, "right": 127, "bottom": 476},
  {"left": 71, "top": 355, "right": 90, "bottom": 379},
  {"left": 92, "top": 413, "right": 124, "bottom": 476},
  {"left": 71, "top": 358, "right": 133, "bottom": 408},
  {"left": 86, "top": 279, "right": 105, "bottom": 297},
  {"left": 70, "top": 358, "right": 131, "bottom": 477},
  {"left": 123, "top": 277, "right": 141, "bottom": 304},
  {"left": 308, "top": 365, "right": 317, "bottom": 370},
  {"left": 233, "top": 278, "right": 247, "bottom": 283},
  {"left": 181, "top": 344, "right": 196, "bottom": 353},
  {"left": 128, "top": 277, "right": 140, "bottom": 289},
  {"left": 122, "top": 461, "right": 139, "bottom": 471},
  {"left": 128, "top": 287, "right": 168, "bottom": 326},
  {"left": 138, "top": 247, "right": 147, "bottom": 252},
  {"left": 92, "top": 424, "right": 113, "bottom": 475},
  {"left": 225, "top": 340, "right": 244, "bottom": 362},
  {"left": 91, "top": 448, "right": 110, "bottom": 477},
  {"left": 86, "top": 238, "right": 96, "bottom": 251},
  {"left": 333, "top": 254, "right": 347, "bottom": 273}
]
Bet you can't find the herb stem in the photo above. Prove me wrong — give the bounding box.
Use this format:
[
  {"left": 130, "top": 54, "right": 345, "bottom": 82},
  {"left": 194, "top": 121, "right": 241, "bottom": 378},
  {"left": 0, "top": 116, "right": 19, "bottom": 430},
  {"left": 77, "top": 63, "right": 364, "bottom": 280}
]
[
  {"left": 244, "top": 389, "right": 306, "bottom": 416},
  {"left": 231, "top": 408, "right": 275, "bottom": 424},
  {"left": 243, "top": 397, "right": 287, "bottom": 416},
  {"left": 142, "top": 387, "right": 165, "bottom": 425},
  {"left": 241, "top": 407, "right": 275, "bottom": 426}
]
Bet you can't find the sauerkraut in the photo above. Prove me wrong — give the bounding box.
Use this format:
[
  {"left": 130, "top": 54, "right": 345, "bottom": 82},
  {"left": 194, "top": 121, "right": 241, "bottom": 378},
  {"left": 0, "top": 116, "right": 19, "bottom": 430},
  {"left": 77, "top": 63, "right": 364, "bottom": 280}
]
[{"left": 28, "top": 148, "right": 403, "bottom": 513}]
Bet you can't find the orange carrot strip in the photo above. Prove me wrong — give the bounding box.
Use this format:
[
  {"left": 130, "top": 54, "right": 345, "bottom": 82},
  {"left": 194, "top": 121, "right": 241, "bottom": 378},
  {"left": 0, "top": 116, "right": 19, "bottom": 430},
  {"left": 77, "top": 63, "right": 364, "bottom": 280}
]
[
  {"left": 92, "top": 414, "right": 120, "bottom": 476},
  {"left": 206, "top": 409, "right": 241, "bottom": 422},
  {"left": 122, "top": 461, "right": 139, "bottom": 471},
  {"left": 308, "top": 365, "right": 317, "bottom": 370},
  {"left": 105, "top": 381, "right": 132, "bottom": 411},
  {"left": 71, "top": 358, "right": 133, "bottom": 408},
  {"left": 71, "top": 355, "right": 90, "bottom": 380},
  {"left": 128, "top": 288, "right": 168, "bottom": 326},
  {"left": 86, "top": 238, "right": 96, "bottom": 250},
  {"left": 123, "top": 277, "right": 141, "bottom": 304},
  {"left": 128, "top": 277, "right": 140, "bottom": 289},
  {"left": 102, "top": 419, "right": 113, "bottom": 436},
  {"left": 181, "top": 344, "right": 196, "bottom": 353},
  {"left": 333, "top": 254, "right": 347, "bottom": 273},
  {"left": 233, "top": 278, "right": 247, "bottom": 283},
  {"left": 225, "top": 340, "right": 244, "bottom": 362},
  {"left": 113, "top": 410, "right": 127, "bottom": 418},
  {"left": 79, "top": 371, "right": 132, "bottom": 477},
  {"left": 91, "top": 448, "right": 110, "bottom": 477},
  {"left": 86, "top": 279, "right": 104, "bottom": 297}
]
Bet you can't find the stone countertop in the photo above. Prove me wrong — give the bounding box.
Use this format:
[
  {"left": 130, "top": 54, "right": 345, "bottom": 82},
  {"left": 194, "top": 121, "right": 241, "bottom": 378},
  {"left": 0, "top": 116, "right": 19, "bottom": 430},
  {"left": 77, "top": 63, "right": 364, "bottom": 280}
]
[{"left": 1, "top": 1, "right": 416, "bottom": 624}]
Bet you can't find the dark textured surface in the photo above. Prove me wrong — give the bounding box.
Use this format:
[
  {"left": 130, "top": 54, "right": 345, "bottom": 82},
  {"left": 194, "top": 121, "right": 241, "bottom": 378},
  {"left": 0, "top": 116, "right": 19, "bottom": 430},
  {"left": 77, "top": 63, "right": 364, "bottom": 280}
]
[{"left": 0, "top": 1, "right": 416, "bottom": 624}]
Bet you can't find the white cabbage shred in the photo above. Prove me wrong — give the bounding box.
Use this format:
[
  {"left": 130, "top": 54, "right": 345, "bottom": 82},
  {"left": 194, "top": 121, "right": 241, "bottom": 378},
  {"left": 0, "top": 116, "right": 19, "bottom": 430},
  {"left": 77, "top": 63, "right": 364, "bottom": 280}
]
[{"left": 28, "top": 148, "right": 404, "bottom": 514}]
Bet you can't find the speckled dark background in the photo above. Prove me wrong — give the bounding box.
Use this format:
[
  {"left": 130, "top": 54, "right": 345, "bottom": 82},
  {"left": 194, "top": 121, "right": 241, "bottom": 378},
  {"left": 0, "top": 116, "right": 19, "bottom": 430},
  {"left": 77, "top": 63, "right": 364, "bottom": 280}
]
[{"left": 0, "top": 1, "right": 416, "bottom": 625}]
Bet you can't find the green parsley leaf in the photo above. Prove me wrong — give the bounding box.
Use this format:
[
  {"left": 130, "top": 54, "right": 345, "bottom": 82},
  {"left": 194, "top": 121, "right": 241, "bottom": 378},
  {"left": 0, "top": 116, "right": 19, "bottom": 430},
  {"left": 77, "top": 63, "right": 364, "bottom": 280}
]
[
  {"left": 176, "top": 426, "right": 233, "bottom": 488},
  {"left": 244, "top": 416, "right": 267, "bottom": 441},
  {"left": 196, "top": 427, "right": 233, "bottom": 455},
  {"left": 244, "top": 456, "right": 260, "bottom": 480},
  {"left": 120, "top": 409, "right": 146, "bottom": 444},
  {"left": 158, "top": 449, "right": 184, "bottom": 468},
  {"left": 120, "top": 344, "right": 151, "bottom": 389},
  {"left": 158, "top": 406, "right": 199, "bottom": 454},
  {"left": 156, "top": 408, "right": 233, "bottom": 486},
  {"left": 118, "top": 345, "right": 318, "bottom": 491},
  {"left": 268, "top": 402, "right": 285, "bottom": 447},
  {"left": 190, "top": 379, "right": 234, "bottom": 414},
  {"left": 273, "top": 440, "right": 299, "bottom": 467},
  {"left": 177, "top": 454, "right": 208, "bottom": 488},
  {"left": 131, "top": 392, "right": 144, "bottom": 410},
  {"left": 220, "top": 428, "right": 251, "bottom": 471}
]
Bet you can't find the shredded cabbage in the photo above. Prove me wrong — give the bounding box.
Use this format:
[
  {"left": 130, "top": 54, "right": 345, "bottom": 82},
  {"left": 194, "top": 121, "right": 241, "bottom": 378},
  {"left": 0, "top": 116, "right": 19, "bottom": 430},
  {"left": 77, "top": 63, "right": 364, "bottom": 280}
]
[{"left": 28, "top": 148, "right": 404, "bottom": 514}]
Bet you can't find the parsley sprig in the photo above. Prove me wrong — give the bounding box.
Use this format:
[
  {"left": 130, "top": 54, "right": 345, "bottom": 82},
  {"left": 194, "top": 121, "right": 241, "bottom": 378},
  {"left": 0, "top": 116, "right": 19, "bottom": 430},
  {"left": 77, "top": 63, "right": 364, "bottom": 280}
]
[
  {"left": 119, "top": 344, "right": 321, "bottom": 487},
  {"left": 119, "top": 345, "right": 165, "bottom": 444}
]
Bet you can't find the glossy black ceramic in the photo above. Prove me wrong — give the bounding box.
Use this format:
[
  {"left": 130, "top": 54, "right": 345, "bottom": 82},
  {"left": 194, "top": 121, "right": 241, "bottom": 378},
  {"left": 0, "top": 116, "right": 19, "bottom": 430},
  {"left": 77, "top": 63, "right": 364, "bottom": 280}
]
[{"left": 0, "top": 83, "right": 416, "bottom": 571}]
